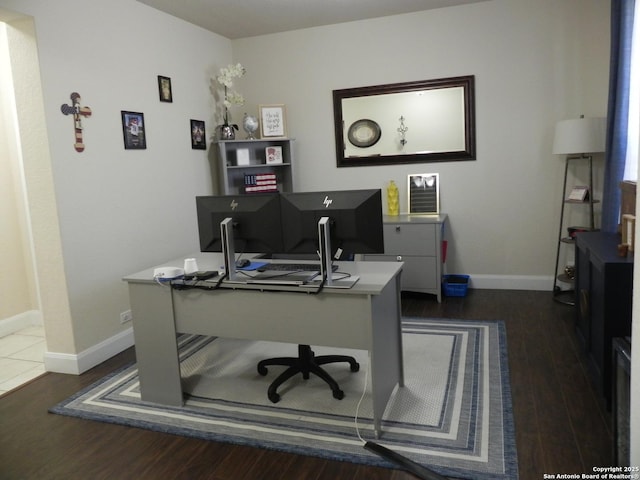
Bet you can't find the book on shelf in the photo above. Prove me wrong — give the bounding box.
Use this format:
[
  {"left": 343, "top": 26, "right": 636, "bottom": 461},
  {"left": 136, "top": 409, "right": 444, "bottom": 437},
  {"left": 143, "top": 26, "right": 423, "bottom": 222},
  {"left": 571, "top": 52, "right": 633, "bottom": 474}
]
[
  {"left": 245, "top": 184, "right": 278, "bottom": 193},
  {"left": 244, "top": 173, "right": 276, "bottom": 184}
]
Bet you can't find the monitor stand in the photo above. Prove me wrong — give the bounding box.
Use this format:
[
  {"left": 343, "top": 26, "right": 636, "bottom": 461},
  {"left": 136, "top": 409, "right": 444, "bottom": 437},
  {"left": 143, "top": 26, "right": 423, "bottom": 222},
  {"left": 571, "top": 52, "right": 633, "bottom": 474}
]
[
  {"left": 222, "top": 216, "right": 358, "bottom": 289},
  {"left": 318, "top": 216, "right": 359, "bottom": 289},
  {"left": 220, "top": 217, "right": 243, "bottom": 284}
]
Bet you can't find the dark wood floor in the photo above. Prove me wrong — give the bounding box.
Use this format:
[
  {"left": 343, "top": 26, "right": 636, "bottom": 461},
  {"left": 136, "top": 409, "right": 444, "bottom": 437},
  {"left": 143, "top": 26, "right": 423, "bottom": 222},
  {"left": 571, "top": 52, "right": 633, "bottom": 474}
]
[{"left": 0, "top": 289, "right": 612, "bottom": 480}]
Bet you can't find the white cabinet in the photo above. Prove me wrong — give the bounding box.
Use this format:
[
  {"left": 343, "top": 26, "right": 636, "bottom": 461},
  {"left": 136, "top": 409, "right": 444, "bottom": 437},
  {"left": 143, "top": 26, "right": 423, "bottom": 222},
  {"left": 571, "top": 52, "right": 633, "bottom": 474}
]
[
  {"left": 216, "top": 138, "right": 295, "bottom": 195},
  {"left": 363, "top": 214, "right": 447, "bottom": 302}
]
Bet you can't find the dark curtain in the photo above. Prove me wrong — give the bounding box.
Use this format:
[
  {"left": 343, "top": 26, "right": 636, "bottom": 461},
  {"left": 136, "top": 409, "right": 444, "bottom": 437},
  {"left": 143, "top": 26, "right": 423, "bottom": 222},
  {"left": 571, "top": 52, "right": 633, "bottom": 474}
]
[{"left": 602, "top": 0, "right": 636, "bottom": 232}]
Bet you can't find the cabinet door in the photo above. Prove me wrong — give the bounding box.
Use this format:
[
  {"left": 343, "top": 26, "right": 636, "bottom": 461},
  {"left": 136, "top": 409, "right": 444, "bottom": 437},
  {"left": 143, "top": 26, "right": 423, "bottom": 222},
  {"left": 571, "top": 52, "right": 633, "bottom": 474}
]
[
  {"left": 575, "top": 243, "right": 591, "bottom": 350},
  {"left": 589, "top": 263, "right": 606, "bottom": 385},
  {"left": 369, "top": 255, "right": 437, "bottom": 291},
  {"left": 383, "top": 224, "right": 436, "bottom": 256}
]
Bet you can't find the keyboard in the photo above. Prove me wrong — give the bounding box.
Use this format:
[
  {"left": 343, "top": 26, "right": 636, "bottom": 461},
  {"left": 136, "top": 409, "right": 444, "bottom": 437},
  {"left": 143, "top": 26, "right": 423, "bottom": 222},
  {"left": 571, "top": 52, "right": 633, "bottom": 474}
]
[{"left": 263, "top": 262, "right": 338, "bottom": 272}]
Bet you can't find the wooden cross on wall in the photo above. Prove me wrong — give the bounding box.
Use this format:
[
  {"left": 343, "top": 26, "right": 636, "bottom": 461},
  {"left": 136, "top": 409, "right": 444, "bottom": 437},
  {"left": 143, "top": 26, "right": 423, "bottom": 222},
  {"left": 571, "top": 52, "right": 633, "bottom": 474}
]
[{"left": 60, "top": 92, "right": 92, "bottom": 152}]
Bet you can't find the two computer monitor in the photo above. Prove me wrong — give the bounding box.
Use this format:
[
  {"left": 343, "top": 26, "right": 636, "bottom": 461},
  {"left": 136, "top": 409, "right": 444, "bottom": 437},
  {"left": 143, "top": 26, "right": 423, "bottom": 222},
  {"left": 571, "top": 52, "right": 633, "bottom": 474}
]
[{"left": 196, "top": 189, "right": 384, "bottom": 284}]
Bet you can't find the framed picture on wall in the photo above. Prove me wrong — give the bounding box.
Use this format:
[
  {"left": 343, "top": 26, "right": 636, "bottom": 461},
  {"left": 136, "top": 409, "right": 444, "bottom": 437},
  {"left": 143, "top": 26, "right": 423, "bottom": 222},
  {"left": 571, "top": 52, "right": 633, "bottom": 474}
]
[
  {"left": 190, "top": 119, "right": 206, "bottom": 150},
  {"left": 121, "top": 111, "right": 146, "bottom": 150},
  {"left": 259, "top": 104, "right": 287, "bottom": 137},
  {"left": 408, "top": 173, "right": 439, "bottom": 214},
  {"left": 158, "top": 75, "right": 172, "bottom": 103}
]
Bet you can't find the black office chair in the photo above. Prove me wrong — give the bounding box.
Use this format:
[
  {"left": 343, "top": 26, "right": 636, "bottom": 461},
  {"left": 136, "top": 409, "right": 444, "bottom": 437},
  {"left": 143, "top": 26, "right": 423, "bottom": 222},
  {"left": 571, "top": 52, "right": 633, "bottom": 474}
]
[
  {"left": 257, "top": 344, "right": 360, "bottom": 403},
  {"left": 257, "top": 252, "right": 359, "bottom": 403}
]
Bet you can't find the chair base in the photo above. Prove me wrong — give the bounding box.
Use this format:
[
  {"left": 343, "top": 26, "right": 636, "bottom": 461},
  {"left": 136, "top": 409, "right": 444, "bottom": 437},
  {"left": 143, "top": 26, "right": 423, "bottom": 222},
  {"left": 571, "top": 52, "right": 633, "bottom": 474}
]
[{"left": 257, "top": 344, "right": 360, "bottom": 403}]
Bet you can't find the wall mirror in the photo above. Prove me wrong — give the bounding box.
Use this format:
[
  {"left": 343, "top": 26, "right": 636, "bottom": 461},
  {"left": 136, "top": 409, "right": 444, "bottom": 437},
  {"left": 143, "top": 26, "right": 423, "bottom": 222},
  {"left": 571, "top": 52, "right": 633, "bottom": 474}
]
[{"left": 333, "top": 75, "right": 476, "bottom": 167}]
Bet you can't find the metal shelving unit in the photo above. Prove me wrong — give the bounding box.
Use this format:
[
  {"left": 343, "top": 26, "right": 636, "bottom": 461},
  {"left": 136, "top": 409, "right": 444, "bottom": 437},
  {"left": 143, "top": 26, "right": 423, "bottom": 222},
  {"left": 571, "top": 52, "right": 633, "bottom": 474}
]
[{"left": 553, "top": 154, "right": 597, "bottom": 306}]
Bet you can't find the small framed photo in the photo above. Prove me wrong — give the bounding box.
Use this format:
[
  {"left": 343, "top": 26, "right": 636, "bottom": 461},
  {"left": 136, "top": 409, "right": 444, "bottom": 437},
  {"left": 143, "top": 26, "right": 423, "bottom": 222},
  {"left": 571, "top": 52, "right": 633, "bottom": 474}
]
[
  {"left": 266, "top": 146, "right": 283, "bottom": 164},
  {"left": 236, "top": 148, "right": 250, "bottom": 165},
  {"left": 568, "top": 186, "right": 589, "bottom": 202},
  {"left": 190, "top": 119, "right": 206, "bottom": 150},
  {"left": 158, "top": 75, "right": 172, "bottom": 103},
  {"left": 259, "top": 104, "right": 287, "bottom": 138},
  {"left": 121, "top": 111, "right": 146, "bottom": 150},
  {"left": 408, "top": 173, "right": 440, "bottom": 214}
]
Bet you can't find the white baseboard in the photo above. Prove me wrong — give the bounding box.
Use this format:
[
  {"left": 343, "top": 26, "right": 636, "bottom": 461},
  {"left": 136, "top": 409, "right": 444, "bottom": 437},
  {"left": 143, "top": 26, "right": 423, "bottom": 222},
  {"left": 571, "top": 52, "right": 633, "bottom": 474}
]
[
  {"left": 467, "top": 274, "right": 553, "bottom": 291},
  {"left": 44, "top": 327, "right": 134, "bottom": 375},
  {"left": 0, "top": 310, "right": 42, "bottom": 338}
]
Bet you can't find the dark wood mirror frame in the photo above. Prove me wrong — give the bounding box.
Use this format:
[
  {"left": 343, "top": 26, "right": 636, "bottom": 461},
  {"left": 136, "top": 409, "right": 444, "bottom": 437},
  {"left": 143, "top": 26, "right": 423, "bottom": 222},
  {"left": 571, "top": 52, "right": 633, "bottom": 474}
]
[{"left": 333, "top": 75, "right": 476, "bottom": 168}]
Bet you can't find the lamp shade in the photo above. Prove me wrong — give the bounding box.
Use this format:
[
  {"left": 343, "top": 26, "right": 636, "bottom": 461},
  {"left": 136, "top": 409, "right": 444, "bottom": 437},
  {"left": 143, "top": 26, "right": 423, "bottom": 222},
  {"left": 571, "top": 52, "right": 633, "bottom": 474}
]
[{"left": 552, "top": 117, "right": 606, "bottom": 154}]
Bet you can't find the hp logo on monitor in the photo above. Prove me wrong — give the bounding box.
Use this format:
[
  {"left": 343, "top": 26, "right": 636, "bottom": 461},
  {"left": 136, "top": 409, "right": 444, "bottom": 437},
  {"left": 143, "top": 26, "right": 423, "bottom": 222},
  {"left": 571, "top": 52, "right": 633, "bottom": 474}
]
[{"left": 323, "top": 196, "right": 333, "bottom": 208}]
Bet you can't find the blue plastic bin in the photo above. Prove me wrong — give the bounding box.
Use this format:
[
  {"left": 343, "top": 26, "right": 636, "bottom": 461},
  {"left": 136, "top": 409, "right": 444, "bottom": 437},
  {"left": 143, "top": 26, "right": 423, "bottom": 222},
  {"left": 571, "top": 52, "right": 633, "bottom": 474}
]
[{"left": 443, "top": 274, "right": 470, "bottom": 297}]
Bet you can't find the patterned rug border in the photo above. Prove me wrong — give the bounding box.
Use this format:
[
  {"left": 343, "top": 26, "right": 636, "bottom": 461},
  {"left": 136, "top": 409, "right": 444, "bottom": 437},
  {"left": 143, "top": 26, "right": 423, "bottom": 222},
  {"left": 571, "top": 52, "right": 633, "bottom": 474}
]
[{"left": 50, "top": 318, "right": 518, "bottom": 480}]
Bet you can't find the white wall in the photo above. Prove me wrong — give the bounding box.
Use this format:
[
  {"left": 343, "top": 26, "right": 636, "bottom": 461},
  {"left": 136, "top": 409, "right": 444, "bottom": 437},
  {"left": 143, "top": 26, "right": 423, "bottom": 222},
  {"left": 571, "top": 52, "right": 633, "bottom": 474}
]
[
  {"left": 231, "top": 0, "right": 610, "bottom": 289},
  {"left": 0, "top": 0, "right": 609, "bottom": 358},
  {"left": 0, "top": 0, "right": 232, "bottom": 361}
]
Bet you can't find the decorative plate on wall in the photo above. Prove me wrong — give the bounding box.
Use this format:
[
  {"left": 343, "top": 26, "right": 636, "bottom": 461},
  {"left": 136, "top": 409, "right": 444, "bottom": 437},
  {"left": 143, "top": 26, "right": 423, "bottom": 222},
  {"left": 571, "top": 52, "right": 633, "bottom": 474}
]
[{"left": 347, "top": 119, "right": 381, "bottom": 148}]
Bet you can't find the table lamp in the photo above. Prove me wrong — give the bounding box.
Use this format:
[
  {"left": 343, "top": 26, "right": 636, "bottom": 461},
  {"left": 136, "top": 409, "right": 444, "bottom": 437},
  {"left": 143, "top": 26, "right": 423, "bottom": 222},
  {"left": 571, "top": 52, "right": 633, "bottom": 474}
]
[{"left": 552, "top": 116, "right": 606, "bottom": 156}]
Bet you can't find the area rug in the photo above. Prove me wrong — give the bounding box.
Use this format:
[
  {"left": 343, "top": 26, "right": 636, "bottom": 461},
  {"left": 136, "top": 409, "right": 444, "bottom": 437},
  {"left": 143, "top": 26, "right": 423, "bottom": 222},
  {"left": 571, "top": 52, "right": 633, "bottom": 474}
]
[{"left": 50, "top": 318, "right": 518, "bottom": 479}]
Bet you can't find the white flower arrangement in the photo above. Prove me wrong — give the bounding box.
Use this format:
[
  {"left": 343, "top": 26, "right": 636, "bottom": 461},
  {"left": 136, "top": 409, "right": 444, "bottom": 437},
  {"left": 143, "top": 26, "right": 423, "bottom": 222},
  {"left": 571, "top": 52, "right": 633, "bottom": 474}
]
[
  {"left": 224, "top": 91, "right": 245, "bottom": 109},
  {"left": 216, "top": 63, "right": 246, "bottom": 126},
  {"left": 217, "top": 63, "right": 245, "bottom": 86}
]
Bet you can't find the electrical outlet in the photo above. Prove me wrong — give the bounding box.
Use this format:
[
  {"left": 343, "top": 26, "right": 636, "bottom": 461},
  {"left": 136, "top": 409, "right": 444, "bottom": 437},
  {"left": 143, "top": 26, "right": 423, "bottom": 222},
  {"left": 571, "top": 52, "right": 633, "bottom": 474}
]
[{"left": 120, "top": 309, "right": 133, "bottom": 324}]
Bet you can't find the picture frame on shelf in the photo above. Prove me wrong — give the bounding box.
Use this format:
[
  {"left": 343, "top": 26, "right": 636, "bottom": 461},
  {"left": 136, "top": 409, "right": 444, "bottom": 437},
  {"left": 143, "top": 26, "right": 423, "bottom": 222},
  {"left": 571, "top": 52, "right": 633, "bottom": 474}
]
[
  {"left": 158, "top": 75, "right": 172, "bottom": 103},
  {"left": 568, "top": 185, "right": 589, "bottom": 202},
  {"left": 259, "top": 104, "right": 287, "bottom": 137},
  {"left": 190, "top": 119, "right": 206, "bottom": 150},
  {"left": 408, "top": 173, "right": 439, "bottom": 214},
  {"left": 236, "top": 148, "right": 250, "bottom": 165},
  {"left": 266, "top": 146, "right": 283, "bottom": 164},
  {"left": 121, "top": 111, "right": 147, "bottom": 150}
]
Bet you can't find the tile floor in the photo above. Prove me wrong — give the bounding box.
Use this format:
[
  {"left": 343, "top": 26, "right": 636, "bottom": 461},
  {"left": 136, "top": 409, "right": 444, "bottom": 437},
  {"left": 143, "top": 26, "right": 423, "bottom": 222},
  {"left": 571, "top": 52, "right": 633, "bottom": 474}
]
[{"left": 0, "top": 326, "right": 46, "bottom": 395}]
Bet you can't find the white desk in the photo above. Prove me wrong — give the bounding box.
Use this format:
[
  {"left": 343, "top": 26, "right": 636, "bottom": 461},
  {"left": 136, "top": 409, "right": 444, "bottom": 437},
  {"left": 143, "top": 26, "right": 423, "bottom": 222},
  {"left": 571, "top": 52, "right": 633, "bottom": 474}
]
[{"left": 123, "top": 253, "right": 404, "bottom": 436}]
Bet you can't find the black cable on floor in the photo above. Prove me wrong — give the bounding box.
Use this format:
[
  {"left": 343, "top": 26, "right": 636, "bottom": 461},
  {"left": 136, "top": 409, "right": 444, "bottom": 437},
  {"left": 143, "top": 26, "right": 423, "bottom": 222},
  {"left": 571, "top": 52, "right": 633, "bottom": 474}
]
[{"left": 363, "top": 442, "right": 448, "bottom": 480}]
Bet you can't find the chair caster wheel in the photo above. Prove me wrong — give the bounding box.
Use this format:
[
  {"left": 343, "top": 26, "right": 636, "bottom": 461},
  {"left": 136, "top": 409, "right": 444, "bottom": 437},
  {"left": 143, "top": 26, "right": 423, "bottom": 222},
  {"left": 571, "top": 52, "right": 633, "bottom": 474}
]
[
  {"left": 268, "top": 392, "right": 280, "bottom": 403},
  {"left": 350, "top": 362, "right": 360, "bottom": 372},
  {"left": 332, "top": 389, "right": 345, "bottom": 400}
]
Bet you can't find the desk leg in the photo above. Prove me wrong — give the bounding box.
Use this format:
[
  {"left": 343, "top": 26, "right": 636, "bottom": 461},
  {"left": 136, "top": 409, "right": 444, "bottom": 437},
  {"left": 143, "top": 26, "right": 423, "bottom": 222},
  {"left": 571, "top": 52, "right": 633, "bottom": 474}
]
[
  {"left": 395, "top": 273, "right": 405, "bottom": 388},
  {"left": 370, "top": 272, "right": 404, "bottom": 438},
  {"left": 128, "top": 283, "right": 183, "bottom": 406}
]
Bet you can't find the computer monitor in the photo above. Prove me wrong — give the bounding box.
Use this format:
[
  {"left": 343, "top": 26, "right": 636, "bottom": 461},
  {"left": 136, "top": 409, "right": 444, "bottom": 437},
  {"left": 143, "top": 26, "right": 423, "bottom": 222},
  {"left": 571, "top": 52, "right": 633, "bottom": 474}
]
[
  {"left": 281, "top": 189, "right": 384, "bottom": 254},
  {"left": 196, "top": 193, "right": 284, "bottom": 279},
  {"left": 280, "top": 189, "right": 384, "bottom": 287}
]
